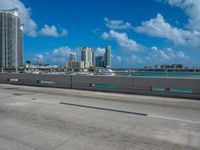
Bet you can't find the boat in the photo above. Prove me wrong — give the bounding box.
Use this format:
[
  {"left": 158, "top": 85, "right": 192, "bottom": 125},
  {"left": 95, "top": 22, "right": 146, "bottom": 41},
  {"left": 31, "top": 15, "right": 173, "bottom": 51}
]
[
  {"left": 98, "top": 69, "right": 116, "bottom": 76},
  {"left": 75, "top": 71, "right": 94, "bottom": 76}
]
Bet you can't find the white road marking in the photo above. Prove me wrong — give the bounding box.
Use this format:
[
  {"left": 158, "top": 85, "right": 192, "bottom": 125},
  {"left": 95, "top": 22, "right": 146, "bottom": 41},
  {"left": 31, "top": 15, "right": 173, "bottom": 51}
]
[
  {"left": 6, "top": 102, "right": 29, "bottom": 106},
  {"left": 149, "top": 114, "right": 200, "bottom": 124}
]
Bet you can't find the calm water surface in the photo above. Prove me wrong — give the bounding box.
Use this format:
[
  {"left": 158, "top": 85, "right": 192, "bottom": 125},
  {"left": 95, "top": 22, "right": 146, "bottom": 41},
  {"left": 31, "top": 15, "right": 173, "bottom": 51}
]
[{"left": 115, "top": 71, "right": 200, "bottom": 78}]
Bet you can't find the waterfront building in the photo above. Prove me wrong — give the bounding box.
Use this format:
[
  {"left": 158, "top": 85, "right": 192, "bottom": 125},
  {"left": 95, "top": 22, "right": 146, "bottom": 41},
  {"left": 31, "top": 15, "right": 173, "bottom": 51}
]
[
  {"left": 154, "top": 65, "right": 160, "bottom": 69},
  {"left": 66, "top": 61, "right": 85, "bottom": 70},
  {"left": 160, "top": 64, "right": 186, "bottom": 69},
  {"left": 0, "top": 8, "right": 23, "bottom": 68},
  {"left": 69, "top": 53, "right": 77, "bottom": 62},
  {"left": 95, "top": 56, "right": 104, "bottom": 68},
  {"left": 171, "top": 64, "right": 186, "bottom": 69},
  {"left": 81, "top": 47, "right": 94, "bottom": 68},
  {"left": 104, "top": 45, "right": 111, "bottom": 68}
]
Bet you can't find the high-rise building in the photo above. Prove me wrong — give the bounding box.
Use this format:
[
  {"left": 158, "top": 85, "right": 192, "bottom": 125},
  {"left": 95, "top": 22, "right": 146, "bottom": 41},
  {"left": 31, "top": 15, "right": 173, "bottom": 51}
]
[
  {"left": 95, "top": 56, "right": 104, "bottom": 68},
  {"left": 69, "top": 53, "right": 77, "bottom": 62},
  {"left": 81, "top": 47, "right": 94, "bottom": 68},
  {"left": 17, "top": 25, "right": 23, "bottom": 67},
  {"left": 0, "top": 8, "right": 23, "bottom": 68},
  {"left": 104, "top": 45, "right": 111, "bottom": 68}
]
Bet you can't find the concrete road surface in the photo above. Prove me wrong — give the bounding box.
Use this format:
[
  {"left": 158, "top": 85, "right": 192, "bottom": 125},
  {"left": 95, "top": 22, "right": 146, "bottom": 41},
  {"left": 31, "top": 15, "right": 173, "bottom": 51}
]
[{"left": 0, "top": 83, "right": 200, "bottom": 150}]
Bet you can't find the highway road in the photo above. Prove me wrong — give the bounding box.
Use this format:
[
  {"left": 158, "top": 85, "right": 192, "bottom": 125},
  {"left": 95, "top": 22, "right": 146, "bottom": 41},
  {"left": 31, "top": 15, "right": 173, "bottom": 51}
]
[{"left": 0, "top": 84, "right": 200, "bottom": 150}]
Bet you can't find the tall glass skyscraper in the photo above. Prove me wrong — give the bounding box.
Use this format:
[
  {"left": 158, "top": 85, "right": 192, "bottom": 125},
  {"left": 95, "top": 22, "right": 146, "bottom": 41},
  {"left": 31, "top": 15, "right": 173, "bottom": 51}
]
[
  {"left": 81, "top": 47, "right": 94, "bottom": 68},
  {"left": 95, "top": 56, "right": 104, "bottom": 67},
  {"left": 0, "top": 8, "right": 23, "bottom": 68},
  {"left": 104, "top": 45, "right": 111, "bottom": 68}
]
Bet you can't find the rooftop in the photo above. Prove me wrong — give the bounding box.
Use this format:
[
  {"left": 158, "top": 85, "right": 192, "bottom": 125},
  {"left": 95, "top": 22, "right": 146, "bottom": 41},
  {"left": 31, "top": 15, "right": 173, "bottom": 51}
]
[{"left": 0, "top": 8, "right": 19, "bottom": 17}]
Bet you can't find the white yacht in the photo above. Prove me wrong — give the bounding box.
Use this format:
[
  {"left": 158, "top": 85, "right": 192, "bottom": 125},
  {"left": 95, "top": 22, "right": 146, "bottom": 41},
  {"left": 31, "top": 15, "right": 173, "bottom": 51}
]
[{"left": 98, "top": 69, "right": 115, "bottom": 76}]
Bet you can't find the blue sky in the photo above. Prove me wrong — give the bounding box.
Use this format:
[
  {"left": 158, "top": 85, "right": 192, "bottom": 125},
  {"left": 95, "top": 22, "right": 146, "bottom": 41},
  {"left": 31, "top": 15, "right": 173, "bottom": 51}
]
[{"left": 1, "top": 0, "right": 200, "bottom": 67}]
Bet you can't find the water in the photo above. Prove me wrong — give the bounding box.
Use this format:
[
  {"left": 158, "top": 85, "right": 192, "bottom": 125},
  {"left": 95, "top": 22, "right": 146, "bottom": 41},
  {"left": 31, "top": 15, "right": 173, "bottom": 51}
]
[{"left": 115, "top": 71, "right": 200, "bottom": 78}]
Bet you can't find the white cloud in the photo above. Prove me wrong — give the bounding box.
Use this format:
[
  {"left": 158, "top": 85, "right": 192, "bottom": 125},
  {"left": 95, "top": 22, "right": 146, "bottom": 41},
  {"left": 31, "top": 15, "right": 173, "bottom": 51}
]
[
  {"left": 131, "top": 54, "right": 138, "bottom": 60},
  {"left": 0, "top": 0, "right": 68, "bottom": 37},
  {"left": 157, "top": 0, "right": 200, "bottom": 31},
  {"left": 34, "top": 54, "right": 44, "bottom": 63},
  {"left": 34, "top": 46, "right": 73, "bottom": 64},
  {"left": 39, "top": 25, "right": 58, "bottom": 37},
  {"left": 110, "top": 55, "right": 122, "bottom": 66},
  {"left": 135, "top": 13, "right": 200, "bottom": 49},
  {"left": 135, "top": 14, "right": 185, "bottom": 44},
  {"left": 116, "top": 46, "right": 190, "bottom": 67},
  {"left": 60, "top": 28, "right": 68, "bottom": 37},
  {"left": 96, "top": 47, "right": 105, "bottom": 56},
  {"left": 116, "top": 56, "right": 122, "bottom": 62},
  {"left": 104, "top": 17, "right": 133, "bottom": 30},
  {"left": 102, "top": 30, "right": 144, "bottom": 52},
  {"left": 150, "top": 46, "right": 189, "bottom": 62},
  {"left": 39, "top": 25, "right": 68, "bottom": 37},
  {"left": 52, "top": 46, "right": 72, "bottom": 57},
  {"left": 0, "top": 0, "right": 37, "bottom": 36}
]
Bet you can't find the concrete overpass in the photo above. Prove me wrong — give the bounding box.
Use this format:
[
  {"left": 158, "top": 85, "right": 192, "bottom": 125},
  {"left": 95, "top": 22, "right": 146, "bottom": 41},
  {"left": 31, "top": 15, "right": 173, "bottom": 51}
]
[
  {"left": 0, "top": 73, "right": 200, "bottom": 99},
  {"left": 0, "top": 84, "right": 200, "bottom": 150}
]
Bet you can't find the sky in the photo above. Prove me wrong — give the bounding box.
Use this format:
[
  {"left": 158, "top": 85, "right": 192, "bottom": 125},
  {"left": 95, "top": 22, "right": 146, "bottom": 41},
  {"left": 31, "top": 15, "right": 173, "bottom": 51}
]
[{"left": 0, "top": 0, "right": 200, "bottom": 68}]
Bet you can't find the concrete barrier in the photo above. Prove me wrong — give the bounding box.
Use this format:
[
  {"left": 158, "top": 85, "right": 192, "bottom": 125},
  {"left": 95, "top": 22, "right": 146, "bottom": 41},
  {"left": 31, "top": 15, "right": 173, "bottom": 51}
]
[
  {"left": 133, "top": 77, "right": 200, "bottom": 90},
  {"left": 0, "top": 73, "right": 71, "bottom": 88},
  {"left": 0, "top": 73, "right": 200, "bottom": 99},
  {"left": 131, "top": 77, "right": 200, "bottom": 99},
  {"left": 72, "top": 75, "right": 134, "bottom": 93}
]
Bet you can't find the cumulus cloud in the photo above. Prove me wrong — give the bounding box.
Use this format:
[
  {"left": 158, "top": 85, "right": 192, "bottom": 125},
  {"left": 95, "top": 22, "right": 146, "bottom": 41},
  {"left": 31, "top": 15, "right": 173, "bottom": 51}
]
[
  {"left": 156, "top": 0, "right": 200, "bottom": 31},
  {"left": 135, "top": 13, "right": 200, "bottom": 49},
  {"left": 60, "top": 28, "right": 68, "bottom": 37},
  {"left": 34, "top": 54, "right": 44, "bottom": 63},
  {"left": 0, "top": 0, "right": 68, "bottom": 37},
  {"left": 102, "top": 30, "right": 144, "bottom": 52},
  {"left": 115, "top": 56, "right": 122, "bottom": 62},
  {"left": 104, "top": 17, "right": 133, "bottom": 30},
  {"left": 0, "top": 0, "right": 37, "bottom": 36},
  {"left": 52, "top": 46, "right": 72, "bottom": 57},
  {"left": 150, "top": 46, "right": 189, "bottom": 63},
  {"left": 101, "top": 29, "right": 190, "bottom": 66},
  {"left": 95, "top": 47, "right": 105, "bottom": 56},
  {"left": 34, "top": 46, "right": 73, "bottom": 64},
  {"left": 116, "top": 46, "right": 190, "bottom": 67},
  {"left": 39, "top": 25, "right": 68, "bottom": 37},
  {"left": 110, "top": 55, "right": 123, "bottom": 67}
]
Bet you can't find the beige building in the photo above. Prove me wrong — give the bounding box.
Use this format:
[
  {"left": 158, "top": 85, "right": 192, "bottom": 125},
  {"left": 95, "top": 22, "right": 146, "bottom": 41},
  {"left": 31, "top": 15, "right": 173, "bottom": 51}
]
[{"left": 66, "top": 61, "right": 84, "bottom": 70}]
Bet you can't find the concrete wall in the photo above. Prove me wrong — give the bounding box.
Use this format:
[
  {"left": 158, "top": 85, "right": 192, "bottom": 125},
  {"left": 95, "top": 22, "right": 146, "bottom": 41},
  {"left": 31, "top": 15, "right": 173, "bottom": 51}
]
[
  {"left": 0, "top": 73, "right": 200, "bottom": 99},
  {"left": 132, "top": 77, "right": 200, "bottom": 99},
  {"left": 72, "top": 75, "right": 134, "bottom": 93},
  {"left": 0, "top": 73, "right": 71, "bottom": 88}
]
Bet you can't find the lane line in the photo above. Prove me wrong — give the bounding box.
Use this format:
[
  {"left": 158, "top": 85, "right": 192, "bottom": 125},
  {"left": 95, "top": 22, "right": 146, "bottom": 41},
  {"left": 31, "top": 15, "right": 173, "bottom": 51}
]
[{"left": 149, "top": 114, "right": 200, "bottom": 124}]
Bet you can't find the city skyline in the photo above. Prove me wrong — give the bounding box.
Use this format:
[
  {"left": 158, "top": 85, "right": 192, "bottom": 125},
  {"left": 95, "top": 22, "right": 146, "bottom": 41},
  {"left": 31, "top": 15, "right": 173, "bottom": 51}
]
[
  {"left": 66, "top": 45, "right": 112, "bottom": 70},
  {"left": 0, "top": 0, "right": 200, "bottom": 68}
]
